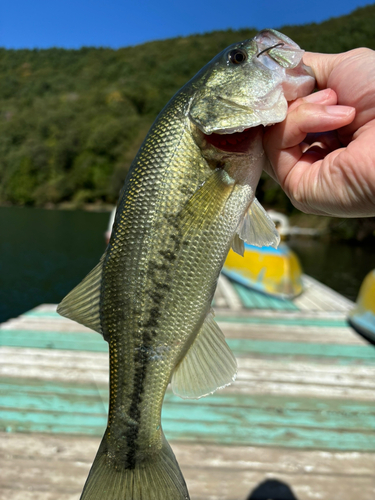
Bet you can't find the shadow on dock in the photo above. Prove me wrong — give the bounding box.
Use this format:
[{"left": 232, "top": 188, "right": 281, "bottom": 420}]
[{"left": 247, "top": 479, "right": 299, "bottom": 500}]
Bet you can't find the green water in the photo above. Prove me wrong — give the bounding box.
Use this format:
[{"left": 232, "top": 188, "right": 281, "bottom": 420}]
[
  {"left": 0, "top": 206, "right": 374, "bottom": 324},
  {"left": 0, "top": 206, "right": 109, "bottom": 324},
  {"left": 289, "top": 237, "right": 375, "bottom": 303}
]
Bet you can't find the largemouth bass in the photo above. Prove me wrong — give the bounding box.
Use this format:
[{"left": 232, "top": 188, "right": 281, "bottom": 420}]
[{"left": 58, "top": 29, "right": 315, "bottom": 500}]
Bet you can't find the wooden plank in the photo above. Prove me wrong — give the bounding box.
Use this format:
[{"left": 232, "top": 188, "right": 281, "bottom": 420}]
[
  {"left": 228, "top": 339, "right": 375, "bottom": 360},
  {"left": 229, "top": 378, "right": 375, "bottom": 400},
  {"left": 0, "top": 330, "right": 106, "bottom": 352},
  {"left": 238, "top": 357, "right": 375, "bottom": 381},
  {"left": 1, "top": 433, "right": 374, "bottom": 500},
  {"left": 0, "top": 362, "right": 108, "bottom": 384},
  {"left": 4, "top": 331, "right": 375, "bottom": 362},
  {"left": 0, "top": 347, "right": 109, "bottom": 383},
  {"left": 2, "top": 375, "right": 375, "bottom": 414},
  {"left": 221, "top": 323, "right": 367, "bottom": 345},
  {"left": 164, "top": 420, "right": 375, "bottom": 452},
  {"left": 3, "top": 347, "right": 375, "bottom": 384},
  {"left": 1, "top": 432, "right": 374, "bottom": 475},
  {"left": 231, "top": 282, "right": 298, "bottom": 310},
  {"left": 2, "top": 311, "right": 352, "bottom": 327},
  {"left": 295, "top": 275, "right": 354, "bottom": 313},
  {"left": 3, "top": 303, "right": 356, "bottom": 339},
  {"left": 237, "top": 365, "right": 375, "bottom": 390},
  {"left": 3, "top": 348, "right": 375, "bottom": 400},
  {"left": 2, "top": 318, "right": 366, "bottom": 345},
  {"left": 3, "top": 347, "right": 375, "bottom": 379},
  {"left": 217, "top": 316, "right": 350, "bottom": 327},
  {"left": 3, "top": 381, "right": 375, "bottom": 430},
  {"left": 3, "top": 364, "right": 375, "bottom": 400},
  {"left": 12, "top": 304, "right": 352, "bottom": 321},
  {"left": 2, "top": 376, "right": 375, "bottom": 450},
  {"left": 216, "top": 274, "right": 243, "bottom": 310},
  {"left": 2, "top": 317, "right": 93, "bottom": 333}
]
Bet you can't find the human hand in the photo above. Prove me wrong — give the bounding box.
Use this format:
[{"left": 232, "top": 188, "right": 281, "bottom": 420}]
[{"left": 263, "top": 48, "right": 375, "bottom": 217}]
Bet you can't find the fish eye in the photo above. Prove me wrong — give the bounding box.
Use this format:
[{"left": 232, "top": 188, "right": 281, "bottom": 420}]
[{"left": 228, "top": 49, "right": 247, "bottom": 65}]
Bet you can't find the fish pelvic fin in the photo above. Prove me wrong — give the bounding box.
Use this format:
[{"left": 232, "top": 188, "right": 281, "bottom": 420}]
[
  {"left": 80, "top": 431, "right": 189, "bottom": 500},
  {"left": 57, "top": 254, "right": 104, "bottom": 336},
  {"left": 236, "top": 197, "right": 280, "bottom": 250},
  {"left": 231, "top": 233, "right": 245, "bottom": 257}
]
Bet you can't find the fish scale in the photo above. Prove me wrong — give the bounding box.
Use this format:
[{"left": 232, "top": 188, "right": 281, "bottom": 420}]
[{"left": 57, "top": 29, "right": 315, "bottom": 499}]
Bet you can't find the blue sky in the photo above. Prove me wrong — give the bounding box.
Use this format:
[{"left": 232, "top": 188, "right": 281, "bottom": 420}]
[{"left": 0, "top": 0, "right": 373, "bottom": 49}]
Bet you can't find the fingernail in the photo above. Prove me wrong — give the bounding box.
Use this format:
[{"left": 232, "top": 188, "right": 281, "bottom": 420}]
[
  {"left": 304, "top": 89, "right": 332, "bottom": 103},
  {"left": 325, "top": 105, "right": 355, "bottom": 116}
]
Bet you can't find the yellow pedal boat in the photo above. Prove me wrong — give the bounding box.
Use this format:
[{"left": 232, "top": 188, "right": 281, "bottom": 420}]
[
  {"left": 348, "top": 269, "right": 375, "bottom": 343},
  {"left": 222, "top": 242, "right": 303, "bottom": 300}
]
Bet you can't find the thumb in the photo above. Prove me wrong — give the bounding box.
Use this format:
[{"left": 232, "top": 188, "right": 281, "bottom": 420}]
[{"left": 303, "top": 52, "right": 341, "bottom": 90}]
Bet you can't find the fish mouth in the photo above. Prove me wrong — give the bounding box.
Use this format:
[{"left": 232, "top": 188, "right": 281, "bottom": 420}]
[{"left": 203, "top": 125, "right": 264, "bottom": 154}]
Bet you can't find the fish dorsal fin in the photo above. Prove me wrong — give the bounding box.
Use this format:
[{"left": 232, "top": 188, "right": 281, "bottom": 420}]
[
  {"left": 171, "top": 310, "right": 237, "bottom": 399},
  {"left": 231, "top": 232, "right": 245, "bottom": 256},
  {"left": 57, "top": 255, "right": 104, "bottom": 336},
  {"left": 238, "top": 197, "right": 280, "bottom": 248}
]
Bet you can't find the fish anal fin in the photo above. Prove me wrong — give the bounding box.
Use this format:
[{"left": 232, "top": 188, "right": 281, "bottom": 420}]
[
  {"left": 57, "top": 255, "right": 104, "bottom": 337},
  {"left": 172, "top": 310, "right": 237, "bottom": 399},
  {"left": 238, "top": 197, "right": 280, "bottom": 248}
]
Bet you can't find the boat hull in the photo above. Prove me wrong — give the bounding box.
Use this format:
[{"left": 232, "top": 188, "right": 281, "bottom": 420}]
[
  {"left": 348, "top": 269, "right": 375, "bottom": 343},
  {"left": 222, "top": 243, "right": 303, "bottom": 299}
]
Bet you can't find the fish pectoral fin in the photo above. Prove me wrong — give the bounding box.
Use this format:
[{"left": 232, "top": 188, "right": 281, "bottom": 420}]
[
  {"left": 237, "top": 197, "right": 280, "bottom": 248},
  {"left": 178, "top": 168, "right": 235, "bottom": 235},
  {"left": 171, "top": 310, "right": 237, "bottom": 399},
  {"left": 57, "top": 254, "right": 104, "bottom": 337},
  {"left": 231, "top": 233, "right": 245, "bottom": 256}
]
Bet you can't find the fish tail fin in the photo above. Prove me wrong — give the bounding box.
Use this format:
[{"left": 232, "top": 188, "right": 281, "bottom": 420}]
[{"left": 80, "top": 432, "right": 189, "bottom": 500}]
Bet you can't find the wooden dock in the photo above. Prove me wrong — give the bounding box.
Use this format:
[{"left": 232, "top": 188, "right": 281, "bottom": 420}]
[{"left": 1, "top": 274, "right": 375, "bottom": 500}]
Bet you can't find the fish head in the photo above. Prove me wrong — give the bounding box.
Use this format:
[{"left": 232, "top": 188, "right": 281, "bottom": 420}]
[
  {"left": 188, "top": 29, "right": 315, "bottom": 186},
  {"left": 189, "top": 29, "right": 315, "bottom": 137}
]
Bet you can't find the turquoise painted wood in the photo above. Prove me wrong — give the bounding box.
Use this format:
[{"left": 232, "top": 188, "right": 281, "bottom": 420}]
[
  {"left": 2, "top": 300, "right": 374, "bottom": 454},
  {"left": 2, "top": 330, "right": 375, "bottom": 363},
  {"left": 1, "top": 377, "right": 375, "bottom": 451},
  {"left": 23, "top": 279, "right": 299, "bottom": 314},
  {"left": 0, "top": 329, "right": 107, "bottom": 352},
  {"left": 2, "top": 391, "right": 375, "bottom": 432},
  {"left": 2, "top": 378, "right": 374, "bottom": 416},
  {"left": 0, "top": 409, "right": 106, "bottom": 435},
  {"left": 21, "top": 309, "right": 350, "bottom": 327},
  {"left": 231, "top": 283, "right": 299, "bottom": 311},
  {"left": 0, "top": 378, "right": 100, "bottom": 397},
  {"left": 215, "top": 316, "right": 349, "bottom": 327},
  {"left": 163, "top": 419, "right": 375, "bottom": 451},
  {"left": 227, "top": 339, "right": 375, "bottom": 359},
  {"left": 2, "top": 407, "right": 375, "bottom": 451}
]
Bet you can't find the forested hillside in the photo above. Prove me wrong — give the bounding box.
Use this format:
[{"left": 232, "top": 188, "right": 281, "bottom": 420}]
[{"left": 1, "top": 5, "right": 374, "bottom": 210}]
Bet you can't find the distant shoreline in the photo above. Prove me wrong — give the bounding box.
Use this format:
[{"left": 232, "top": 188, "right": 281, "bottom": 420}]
[{"left": 0, "top": 202, "right": 114, "bottom": 213}]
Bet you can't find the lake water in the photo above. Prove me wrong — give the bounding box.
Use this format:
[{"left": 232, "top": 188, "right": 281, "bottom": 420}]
[
  {"left": 0, "top": 206, "right": 109, "bottom": 324},
  {"left": 1, "top": 206, "right": 374, "bottom": 324}
]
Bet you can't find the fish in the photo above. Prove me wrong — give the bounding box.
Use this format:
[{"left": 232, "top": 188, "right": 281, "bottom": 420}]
[{"left": 57, "top": 29, "right": 315, "bottom": 500}]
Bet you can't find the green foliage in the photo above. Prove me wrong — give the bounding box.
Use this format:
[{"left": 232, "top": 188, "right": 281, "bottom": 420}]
[{"left": 0, "top": 5, "right": 375, "bottom": 207}]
